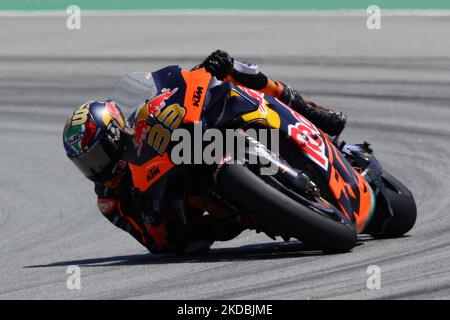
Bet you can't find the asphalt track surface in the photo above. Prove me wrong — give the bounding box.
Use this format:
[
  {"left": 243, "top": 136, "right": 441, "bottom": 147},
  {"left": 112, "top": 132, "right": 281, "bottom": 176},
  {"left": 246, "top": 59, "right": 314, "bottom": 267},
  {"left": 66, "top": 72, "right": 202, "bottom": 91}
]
[{"left": 1, "top": 13, "right": 450, "bottom": 299}]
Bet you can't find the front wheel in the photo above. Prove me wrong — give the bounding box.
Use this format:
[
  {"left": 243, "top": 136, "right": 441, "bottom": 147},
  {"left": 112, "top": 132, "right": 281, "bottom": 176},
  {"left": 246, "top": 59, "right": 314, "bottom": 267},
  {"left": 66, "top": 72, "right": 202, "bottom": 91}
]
[
  {"left": 368, "top": 171, "right": 417, "bottom": 238},
  {"left": 217, "top": 164, "right": 357, "bottom": 253}
]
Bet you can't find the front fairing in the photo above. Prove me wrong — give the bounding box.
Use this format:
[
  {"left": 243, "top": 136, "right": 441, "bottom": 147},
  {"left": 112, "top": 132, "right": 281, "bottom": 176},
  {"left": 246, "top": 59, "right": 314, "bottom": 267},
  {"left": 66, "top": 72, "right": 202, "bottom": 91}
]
[{"left": 120, "top": 66, "right": 213, "bottom": 201}]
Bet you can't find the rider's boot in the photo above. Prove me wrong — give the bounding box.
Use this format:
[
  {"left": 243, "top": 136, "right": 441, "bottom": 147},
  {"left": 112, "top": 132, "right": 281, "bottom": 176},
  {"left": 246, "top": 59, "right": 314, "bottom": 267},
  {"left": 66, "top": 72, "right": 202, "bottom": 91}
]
[{"left": 279, "top": 83, "right": 347, "bottom": 137}]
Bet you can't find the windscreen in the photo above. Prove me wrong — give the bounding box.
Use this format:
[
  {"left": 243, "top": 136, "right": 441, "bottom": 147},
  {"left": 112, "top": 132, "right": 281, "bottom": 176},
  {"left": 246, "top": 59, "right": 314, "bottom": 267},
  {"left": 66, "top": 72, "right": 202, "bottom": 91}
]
[{"left": 109, "top": 72, "right": 158, "bottom": 117}]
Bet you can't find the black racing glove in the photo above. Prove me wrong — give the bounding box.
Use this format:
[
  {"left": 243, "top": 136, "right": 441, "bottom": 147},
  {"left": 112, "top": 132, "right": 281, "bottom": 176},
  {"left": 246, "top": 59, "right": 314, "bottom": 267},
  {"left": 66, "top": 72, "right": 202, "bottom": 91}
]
[{"left": 202, "top": 49, "right": 234, "bottom": 80}]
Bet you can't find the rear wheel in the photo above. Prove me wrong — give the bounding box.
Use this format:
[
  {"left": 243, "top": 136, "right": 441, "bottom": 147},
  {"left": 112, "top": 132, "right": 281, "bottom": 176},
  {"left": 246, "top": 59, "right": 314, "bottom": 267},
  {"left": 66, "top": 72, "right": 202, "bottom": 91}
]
[{"left": 217, "top": 164, "right": 357, "bottom": 253}]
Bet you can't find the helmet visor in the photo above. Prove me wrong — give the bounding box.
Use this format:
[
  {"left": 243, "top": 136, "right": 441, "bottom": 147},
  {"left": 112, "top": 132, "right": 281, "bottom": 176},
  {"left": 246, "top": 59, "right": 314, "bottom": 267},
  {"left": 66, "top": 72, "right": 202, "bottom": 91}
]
[{"left": 71, "top": 142, "right": 114, "bottom": 182}]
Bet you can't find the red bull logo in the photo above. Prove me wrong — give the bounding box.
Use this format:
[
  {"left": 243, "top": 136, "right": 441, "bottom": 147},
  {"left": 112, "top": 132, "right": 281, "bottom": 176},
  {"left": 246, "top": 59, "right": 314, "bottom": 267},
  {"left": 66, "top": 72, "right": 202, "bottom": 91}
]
[
  {"left": 134, "top": 119, "right": 151, "bottom": 156},
  {"left": 238, "top": 86, "right": 267, "bottom": 115},
  {"left": 106, "top": 101, "right": 120, "bottom": 119},
  {"left": 105, "top": 101, "right": 125, "bottom": 128},
  {"left": 146, "top": 87, "right": 178, "bottom": 116},
  {"left": 133, "top": 87, "right": 179, "bottom": 156}
]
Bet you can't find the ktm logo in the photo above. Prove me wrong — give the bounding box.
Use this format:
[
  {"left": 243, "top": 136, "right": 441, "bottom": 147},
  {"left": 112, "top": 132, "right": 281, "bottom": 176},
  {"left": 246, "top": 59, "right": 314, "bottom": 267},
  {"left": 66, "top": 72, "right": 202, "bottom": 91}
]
[
  {"left": 146, "top": 166, "right": 161, "bottom": 182},
  {"left": 192, "top": 86, "right": 204, "bottom": 107}
]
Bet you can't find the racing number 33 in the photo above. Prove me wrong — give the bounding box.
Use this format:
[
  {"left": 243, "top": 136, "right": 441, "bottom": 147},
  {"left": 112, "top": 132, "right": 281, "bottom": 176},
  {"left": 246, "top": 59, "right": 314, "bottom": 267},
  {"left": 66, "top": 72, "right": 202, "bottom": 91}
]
[{"left": 148, "top": 103, "right": 186, "bottom": 154}]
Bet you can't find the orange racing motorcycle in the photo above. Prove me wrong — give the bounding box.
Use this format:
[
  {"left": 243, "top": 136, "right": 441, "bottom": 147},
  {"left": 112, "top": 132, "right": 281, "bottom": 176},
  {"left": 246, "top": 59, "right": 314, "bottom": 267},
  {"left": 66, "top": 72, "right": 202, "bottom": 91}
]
[{"left": 113, "top": 66, "right": 417, "bottom": 253}]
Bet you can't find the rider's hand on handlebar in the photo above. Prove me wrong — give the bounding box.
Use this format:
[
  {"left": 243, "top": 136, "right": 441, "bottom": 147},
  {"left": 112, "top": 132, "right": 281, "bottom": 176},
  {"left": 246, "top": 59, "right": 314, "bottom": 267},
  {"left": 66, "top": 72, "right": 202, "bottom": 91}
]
[{"left": 202, "top": 49, "right": 234, "bottom": 80}]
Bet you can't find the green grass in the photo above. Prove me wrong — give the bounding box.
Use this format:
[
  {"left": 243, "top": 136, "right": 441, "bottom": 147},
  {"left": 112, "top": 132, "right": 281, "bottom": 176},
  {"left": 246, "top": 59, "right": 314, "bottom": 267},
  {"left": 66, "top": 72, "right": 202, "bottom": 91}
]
[{"left": 1, "top": 0, "right": 450, "bottom": 11}]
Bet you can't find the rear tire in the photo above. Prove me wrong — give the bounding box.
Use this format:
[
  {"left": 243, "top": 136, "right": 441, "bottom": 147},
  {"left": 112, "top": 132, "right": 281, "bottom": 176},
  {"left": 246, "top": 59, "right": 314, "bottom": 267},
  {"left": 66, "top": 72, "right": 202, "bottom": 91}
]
[{"left": 217, "top": 164, "right": 357, "bottom": 253}]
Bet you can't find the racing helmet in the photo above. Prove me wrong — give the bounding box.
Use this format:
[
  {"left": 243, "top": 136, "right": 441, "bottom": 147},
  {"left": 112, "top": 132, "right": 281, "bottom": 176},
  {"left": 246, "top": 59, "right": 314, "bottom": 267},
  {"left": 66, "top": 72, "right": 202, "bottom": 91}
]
[{"left": 63, "top": 100, "right": 129, "bottom": 183}]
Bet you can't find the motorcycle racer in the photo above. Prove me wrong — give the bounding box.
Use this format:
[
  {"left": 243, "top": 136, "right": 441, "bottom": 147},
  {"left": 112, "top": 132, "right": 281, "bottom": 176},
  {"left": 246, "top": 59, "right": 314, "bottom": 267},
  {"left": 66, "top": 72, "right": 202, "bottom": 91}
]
[
  {"left": 62, "top": 50, "right": 348, "bottom": 255},
  {"left": 63, "top": 100, "right": 245, "bottom": 254}
]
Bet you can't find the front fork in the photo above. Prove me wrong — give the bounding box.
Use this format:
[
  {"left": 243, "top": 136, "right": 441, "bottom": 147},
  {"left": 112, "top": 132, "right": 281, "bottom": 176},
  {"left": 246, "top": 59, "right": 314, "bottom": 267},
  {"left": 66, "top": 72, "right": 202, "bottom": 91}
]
[
  {"left": 340, "top": 141, "right": 389, "bottom": 233},
  {"left": 213, "top": 130, "right": 320, "bottom": 198}
]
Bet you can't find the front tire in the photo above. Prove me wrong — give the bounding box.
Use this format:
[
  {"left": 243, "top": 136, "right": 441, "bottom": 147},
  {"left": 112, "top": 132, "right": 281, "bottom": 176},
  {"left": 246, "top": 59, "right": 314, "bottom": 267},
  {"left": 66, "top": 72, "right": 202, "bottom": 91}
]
[
  {"left": 217, "top": 164, "right": 357, "bottom": 253},
  {"left": 369, "top": 172, "right": 417, "bottom": 238}
]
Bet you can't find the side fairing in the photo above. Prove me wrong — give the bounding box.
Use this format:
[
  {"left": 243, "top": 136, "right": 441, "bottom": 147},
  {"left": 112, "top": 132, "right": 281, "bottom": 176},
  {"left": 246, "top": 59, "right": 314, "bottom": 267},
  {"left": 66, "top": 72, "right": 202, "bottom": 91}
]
[
  {"left": 231, "top": 86, "right": 373, "bottom": 232},
  {"left": 125, "top": 66, "right": 188, "bottom": 164}
]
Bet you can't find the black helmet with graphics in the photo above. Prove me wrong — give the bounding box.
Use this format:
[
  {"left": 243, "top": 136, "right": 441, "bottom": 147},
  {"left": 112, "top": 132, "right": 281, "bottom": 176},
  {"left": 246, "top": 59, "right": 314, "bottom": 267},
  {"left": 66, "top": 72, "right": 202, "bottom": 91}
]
[{"left": 63, "top": 100, "right": 130, "bottom": 183}]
